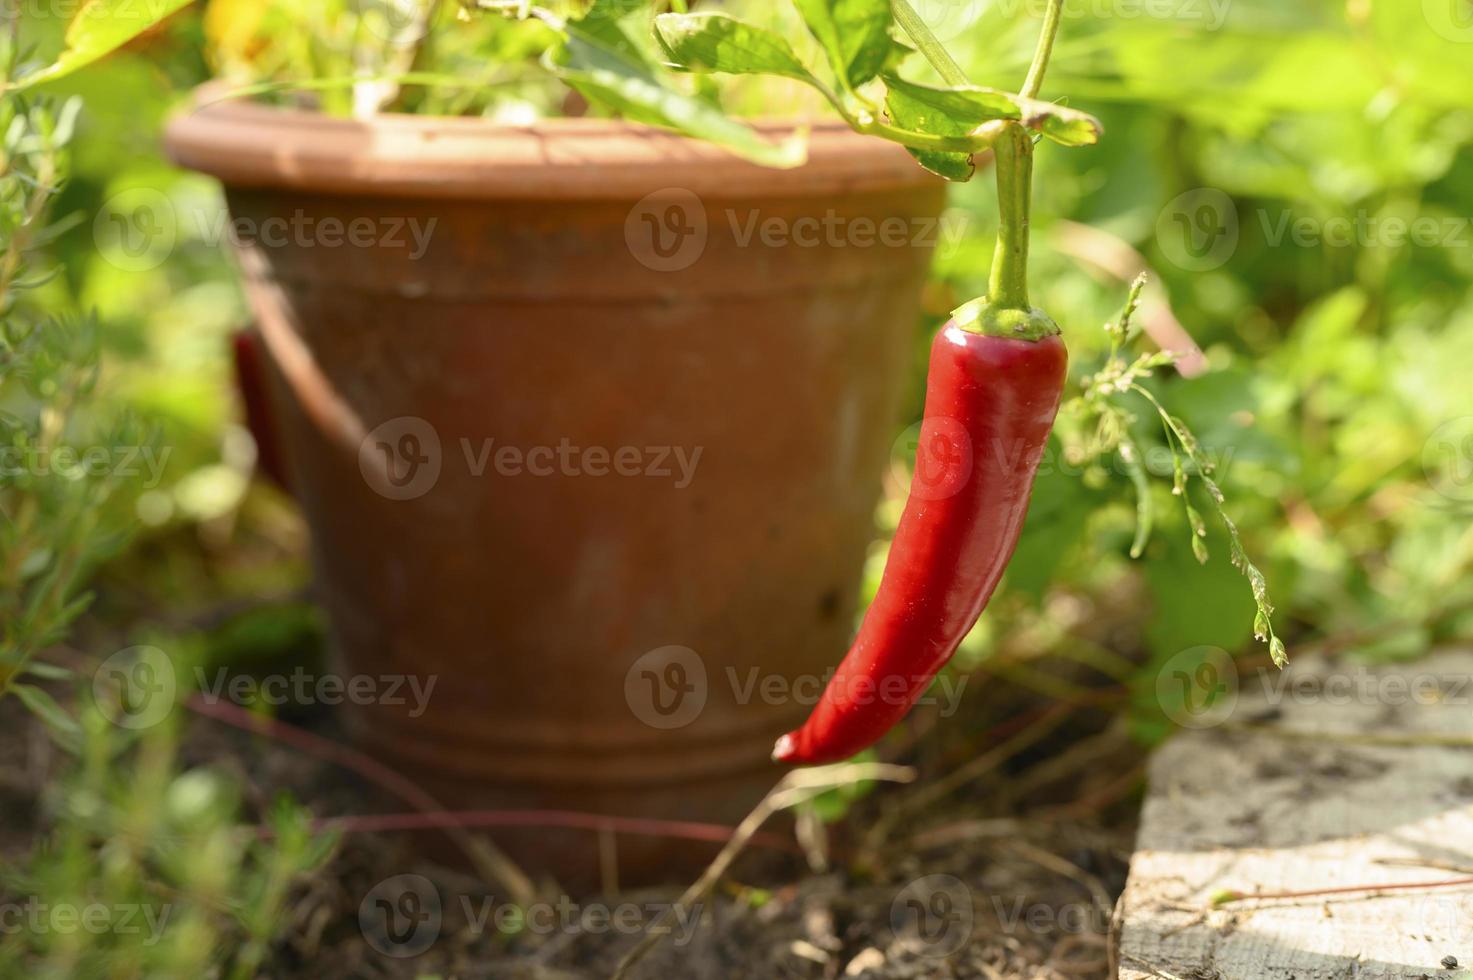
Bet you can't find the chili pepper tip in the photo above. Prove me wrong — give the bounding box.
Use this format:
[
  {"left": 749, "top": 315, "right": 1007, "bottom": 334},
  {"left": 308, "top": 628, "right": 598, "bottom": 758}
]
[{"left": 771, "top": 733, "right": 796, "bottom": 763}]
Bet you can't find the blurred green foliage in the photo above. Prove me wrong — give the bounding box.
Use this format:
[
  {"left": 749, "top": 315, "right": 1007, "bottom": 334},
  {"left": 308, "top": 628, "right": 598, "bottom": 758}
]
[
  {"left": 3, "top": 32, "right": 332, "bottom": 979},
  {"left": 4, "top": 0, "right": 1473, "bottom": 968},
  {"left": 8, "top": 0, "right": 1471, "bottom": 718},
  {"left": 0, "top": 45, "right": 145, "bottom": 726},
  {"left": 0, "top": 696, "right": 336, "bottom": 980}
]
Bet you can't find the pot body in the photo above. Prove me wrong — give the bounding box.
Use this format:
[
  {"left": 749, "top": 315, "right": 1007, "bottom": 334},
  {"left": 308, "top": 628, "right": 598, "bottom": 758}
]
[{"left": 168, "top": 99, "right": 945, "bottom": 884}]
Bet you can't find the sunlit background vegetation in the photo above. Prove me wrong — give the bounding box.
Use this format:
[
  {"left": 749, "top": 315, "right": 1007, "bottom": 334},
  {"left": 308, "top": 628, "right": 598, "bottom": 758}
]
[{"left": 4, "top": 0, "right": 1473, "bottom": 974}]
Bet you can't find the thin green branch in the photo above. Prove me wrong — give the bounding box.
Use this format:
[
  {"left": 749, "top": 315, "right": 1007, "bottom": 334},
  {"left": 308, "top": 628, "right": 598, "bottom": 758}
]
[
  {"left": 858, "top": 117, "right": 1002, "bottom": 153},
  {"left": 890, "top": 0, "right": 970, "bottom": 87},
  {"left": 1128, "top": 382, "right": 1286, "bottom": 666},
  {"left": 1021, "top": 0, "right": 1064, "bottom": 99}
]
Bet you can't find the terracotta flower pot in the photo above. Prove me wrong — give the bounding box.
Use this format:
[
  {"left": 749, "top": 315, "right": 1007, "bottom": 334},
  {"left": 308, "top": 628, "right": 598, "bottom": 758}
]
[{"left": 166, "top": 92, "right": 945, "bottom": 884}]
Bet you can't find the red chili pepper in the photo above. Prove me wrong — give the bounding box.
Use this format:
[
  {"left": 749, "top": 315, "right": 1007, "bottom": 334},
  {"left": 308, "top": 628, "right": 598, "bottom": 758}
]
[{"left": 773, "top": 318, "right": 1066, "bottom": 765}]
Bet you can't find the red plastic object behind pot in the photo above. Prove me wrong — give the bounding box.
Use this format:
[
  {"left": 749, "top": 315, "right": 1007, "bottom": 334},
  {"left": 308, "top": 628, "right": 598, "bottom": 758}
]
[{"left": 231, "top": 329, "right": 291, "bottom": 494}]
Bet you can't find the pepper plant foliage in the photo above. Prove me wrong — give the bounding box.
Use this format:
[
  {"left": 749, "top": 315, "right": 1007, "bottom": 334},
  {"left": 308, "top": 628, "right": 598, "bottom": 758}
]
[
  {"left": 1067, "top": 279, "right": 1286, "bottom": 665},
  {"left": 466, "top": 0, "right": 1101, "bottom": 176}
]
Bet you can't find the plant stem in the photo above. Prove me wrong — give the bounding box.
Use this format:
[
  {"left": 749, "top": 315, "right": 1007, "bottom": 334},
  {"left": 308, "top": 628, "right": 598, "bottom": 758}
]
[
  {"left": 987, "top": 0, "right": 1064, "bottom": 311},
  {"left": 890, "top": 0, "right": 970, "bottom": 87},
  {"left": 988, "top": 123, "right": 1034, "bottom": 309},
  {"left": 859, "top": 117, "right": 999, "bottom": 153},
  {"left": 1022, "top": 0, "right": 1065, "bottom": 99}
]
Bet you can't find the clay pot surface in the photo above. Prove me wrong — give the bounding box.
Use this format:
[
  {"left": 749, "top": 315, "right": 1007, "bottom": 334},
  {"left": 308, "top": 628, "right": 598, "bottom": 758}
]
[{"left": 167, "top": 91, "right": 945, "bottom": 885}]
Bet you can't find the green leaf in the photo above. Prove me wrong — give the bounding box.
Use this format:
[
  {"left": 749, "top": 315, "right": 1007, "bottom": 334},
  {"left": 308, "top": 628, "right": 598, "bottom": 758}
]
[
  {"left": 577, "top": 0, "right": 654, "bottom": 66},
  {"left": 7, "top": 0, "right": 196, "bottom": 92},
  {"left": 12, "top": 683, "right": 81, "bottom": 738},
  {"left": 547, "top": 24, "right": 807, "bottom": 169},
  {"left": 883, "top": 73, "right": 975, "bottom": 180},
  {"left": 655, "top": 13, "right": 815, "bottom": 82},
  {"left": 882, "top": 74, "right": 1103, "bottom": 147},
  {"left": 792, "top": 0, "right": 894, "bottom": 89}
]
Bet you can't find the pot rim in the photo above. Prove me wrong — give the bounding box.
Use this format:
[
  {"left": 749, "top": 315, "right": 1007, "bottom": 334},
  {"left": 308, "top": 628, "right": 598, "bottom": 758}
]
[{"left": 164, "top": 82, "right": 944, "bottom": 201}]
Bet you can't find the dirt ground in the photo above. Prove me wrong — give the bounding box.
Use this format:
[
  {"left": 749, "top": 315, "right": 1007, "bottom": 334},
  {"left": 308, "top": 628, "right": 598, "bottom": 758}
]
[{"left": 1, "top": 664, "right": 1142, "bottom": 980}]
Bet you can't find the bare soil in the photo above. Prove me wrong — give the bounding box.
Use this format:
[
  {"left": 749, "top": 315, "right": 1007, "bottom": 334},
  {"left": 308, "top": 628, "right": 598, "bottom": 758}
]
[{"left": 3, "top": 662, "right": 1141, "bottom": 980}]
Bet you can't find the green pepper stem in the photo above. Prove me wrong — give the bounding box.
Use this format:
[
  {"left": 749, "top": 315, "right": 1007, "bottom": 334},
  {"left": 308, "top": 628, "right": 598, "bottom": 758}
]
[
  {"left": 987, "top": 123, "right": 1034, "bottom": 310},
  {"left": 986, "top": 0, "right": 1063, "bottom": 313}
]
